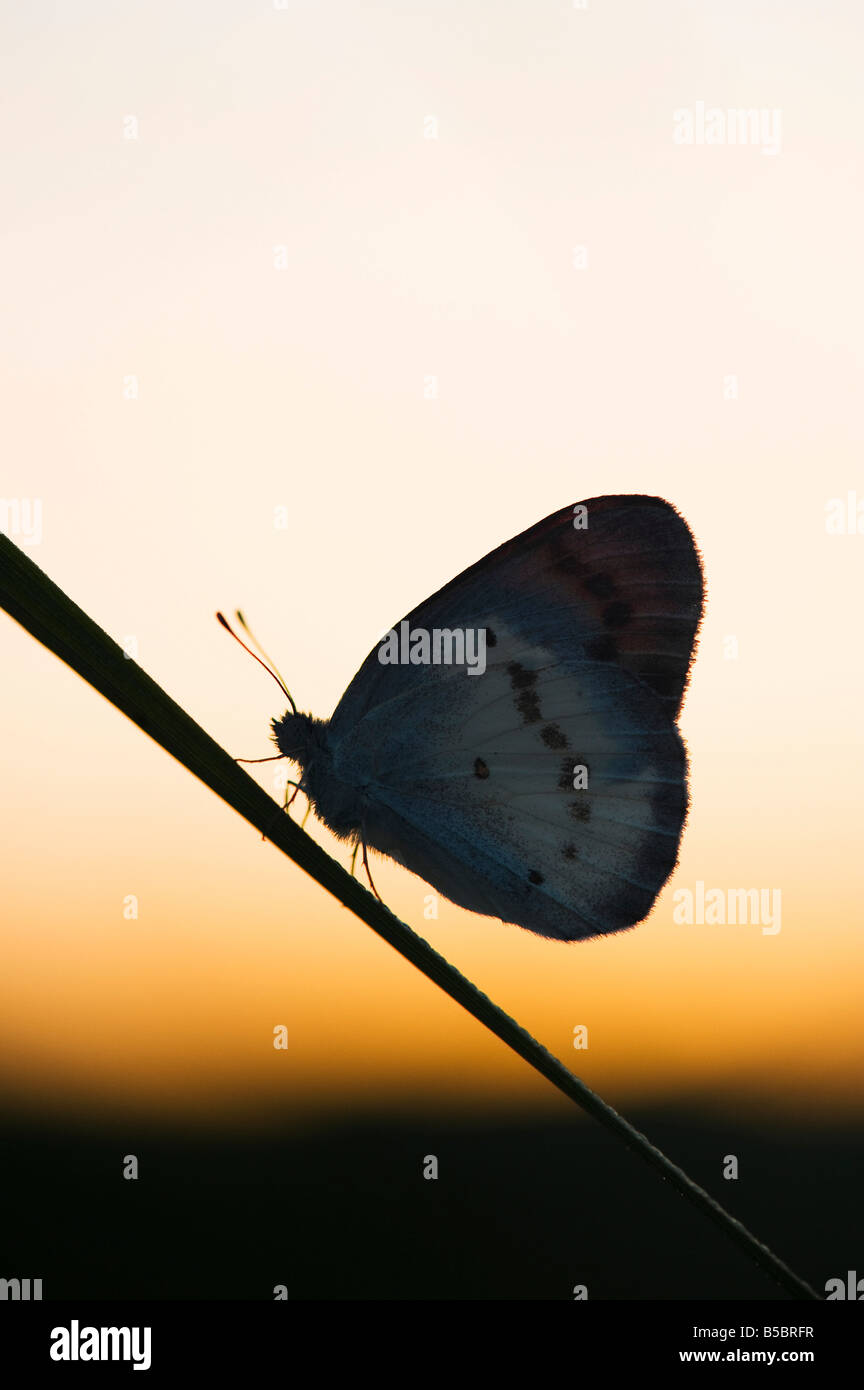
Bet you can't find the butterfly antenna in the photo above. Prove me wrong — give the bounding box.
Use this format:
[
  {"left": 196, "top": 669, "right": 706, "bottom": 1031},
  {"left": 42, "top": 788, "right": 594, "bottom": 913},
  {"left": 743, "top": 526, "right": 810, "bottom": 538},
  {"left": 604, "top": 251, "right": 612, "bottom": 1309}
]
[
  {"left": 234, "top": 609, "right": 295, "bottom": 694},
  {"left": 216, "top": 611, "right": 298, "bottom": 714}
]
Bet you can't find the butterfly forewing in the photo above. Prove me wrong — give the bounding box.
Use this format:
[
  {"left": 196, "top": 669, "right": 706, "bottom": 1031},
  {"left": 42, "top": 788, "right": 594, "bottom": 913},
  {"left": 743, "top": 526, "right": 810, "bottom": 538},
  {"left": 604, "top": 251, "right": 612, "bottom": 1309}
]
[{"left": 333, "top": 495, "right": 702, "bottom": 730}]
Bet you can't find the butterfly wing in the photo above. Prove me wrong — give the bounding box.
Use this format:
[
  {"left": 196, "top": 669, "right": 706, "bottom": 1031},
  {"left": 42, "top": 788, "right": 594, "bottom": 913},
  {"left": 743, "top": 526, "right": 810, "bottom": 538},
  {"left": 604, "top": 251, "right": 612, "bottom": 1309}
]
[
  {"left": 336, "top": 495, "right": 702, "bottom": 723},
  {"left": 328, "top": 496, "right": 702, "bottom": 941}
]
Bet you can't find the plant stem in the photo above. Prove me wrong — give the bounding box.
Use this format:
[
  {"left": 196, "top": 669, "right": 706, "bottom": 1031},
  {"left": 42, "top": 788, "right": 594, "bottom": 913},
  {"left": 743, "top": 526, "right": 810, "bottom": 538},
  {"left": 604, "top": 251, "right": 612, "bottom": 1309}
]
[{"left": 0, "top": 534, "right": 819, "bottom": 1300}]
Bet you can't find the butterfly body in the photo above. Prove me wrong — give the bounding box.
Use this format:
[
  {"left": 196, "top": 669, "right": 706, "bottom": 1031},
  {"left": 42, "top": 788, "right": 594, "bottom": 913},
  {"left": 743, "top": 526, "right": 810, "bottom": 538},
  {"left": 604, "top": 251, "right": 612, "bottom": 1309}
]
[
  {"left": 272, "top": 496, "right": 703, "bottom": 942},
  {"left": 273, "top": 709, "right": 372, "bottom": 841}
]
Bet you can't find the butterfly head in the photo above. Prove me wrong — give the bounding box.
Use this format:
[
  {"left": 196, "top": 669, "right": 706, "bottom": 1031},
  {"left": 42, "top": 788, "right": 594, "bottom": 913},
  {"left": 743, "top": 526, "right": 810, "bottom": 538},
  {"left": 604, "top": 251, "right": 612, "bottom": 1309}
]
[{"left": 271, "top": 709, "right": 330, "bottom": 769}]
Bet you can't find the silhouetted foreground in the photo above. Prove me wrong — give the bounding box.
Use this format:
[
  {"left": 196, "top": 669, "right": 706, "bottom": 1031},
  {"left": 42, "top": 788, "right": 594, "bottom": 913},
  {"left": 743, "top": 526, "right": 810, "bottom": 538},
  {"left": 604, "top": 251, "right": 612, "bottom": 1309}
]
[{"left": 0, "top": 1103, "right": 857, "bottom": 1300}]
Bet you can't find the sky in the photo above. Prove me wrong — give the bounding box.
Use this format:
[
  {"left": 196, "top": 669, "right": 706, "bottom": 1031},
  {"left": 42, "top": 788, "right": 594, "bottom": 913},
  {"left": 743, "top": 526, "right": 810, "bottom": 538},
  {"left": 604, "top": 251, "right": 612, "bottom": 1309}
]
[{"left": 2, "top": 0, "right": 863, "bottom": 1125}]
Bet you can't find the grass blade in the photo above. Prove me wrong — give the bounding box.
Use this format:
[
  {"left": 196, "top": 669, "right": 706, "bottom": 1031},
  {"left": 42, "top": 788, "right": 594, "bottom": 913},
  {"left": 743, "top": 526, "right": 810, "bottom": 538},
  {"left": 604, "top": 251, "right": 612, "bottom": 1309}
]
[{"left": 0, "top": 533, "right": 819, "bottom": 1300}]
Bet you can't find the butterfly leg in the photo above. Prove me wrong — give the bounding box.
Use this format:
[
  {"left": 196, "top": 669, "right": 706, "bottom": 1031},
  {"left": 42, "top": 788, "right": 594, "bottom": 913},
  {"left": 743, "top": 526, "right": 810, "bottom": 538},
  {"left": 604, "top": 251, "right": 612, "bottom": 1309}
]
[
  {"left": 349, "top": 842, "right": 360, "bottom": 877},
  {"left": 260, "top": 780, "right": 302, "bottom": 842},
  {"left": 360, "top": 836, "right": 383, "bottom": 902}
]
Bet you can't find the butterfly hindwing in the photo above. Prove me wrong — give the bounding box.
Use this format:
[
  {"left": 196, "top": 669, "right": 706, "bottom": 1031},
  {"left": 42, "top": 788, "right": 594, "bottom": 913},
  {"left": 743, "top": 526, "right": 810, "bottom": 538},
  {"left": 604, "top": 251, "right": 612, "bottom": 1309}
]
[{"left": 336, "top": 630, "right": 688, "bottom": 940}]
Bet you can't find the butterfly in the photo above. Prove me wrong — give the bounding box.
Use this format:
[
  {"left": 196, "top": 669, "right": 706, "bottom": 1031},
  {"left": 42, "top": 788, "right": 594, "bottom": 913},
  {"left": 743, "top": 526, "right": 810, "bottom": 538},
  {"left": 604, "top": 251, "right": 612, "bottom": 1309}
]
[{"left": 228, "top": 496, "right": 703, "bottom": 942}]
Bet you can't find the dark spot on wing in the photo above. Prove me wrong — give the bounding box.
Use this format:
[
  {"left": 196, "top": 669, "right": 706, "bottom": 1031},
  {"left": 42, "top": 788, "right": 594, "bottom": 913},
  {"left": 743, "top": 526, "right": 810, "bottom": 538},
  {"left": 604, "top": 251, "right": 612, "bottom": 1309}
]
[
  {"left": 474, "top": 758, "right": 489, "bottom": 780},
  {"left": 486, "top": 628, "right": 497, "bottom": 648},
  {"left": 584, "top": 572, "right": 616, "bottom": 599},
  {"left": 602, "top": 601, "right": 632, "bottom": 629},
  {"left": 528, "top": 870, "right": 544, "bottom": 885},
  {"left": 516, "top": 690, "right": 541, "bottom": 724},
  {"left": 562, "top": 844, "right": 578, "bottom": 861},
  {"left": 585, "top": 634, "right": 617, "bottom": 662},
  {"left": 507, "top": 662, "right": 537, "bottom": 689},
  {"left": 541, "top": 724, "right": 567, "bottom": 749},
  {"left": 508, "top": 663, "right": 541, "bottom": 722},
  {"left": 569, "top": 801, "right": 591, "bottom": 822}
]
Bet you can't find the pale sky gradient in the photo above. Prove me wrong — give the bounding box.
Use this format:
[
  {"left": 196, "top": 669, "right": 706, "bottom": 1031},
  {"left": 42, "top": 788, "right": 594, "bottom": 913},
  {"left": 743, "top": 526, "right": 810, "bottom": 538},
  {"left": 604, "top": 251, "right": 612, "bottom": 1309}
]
[{"left": 2, "top": 1, "right": 863, "bottom": 1122}]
